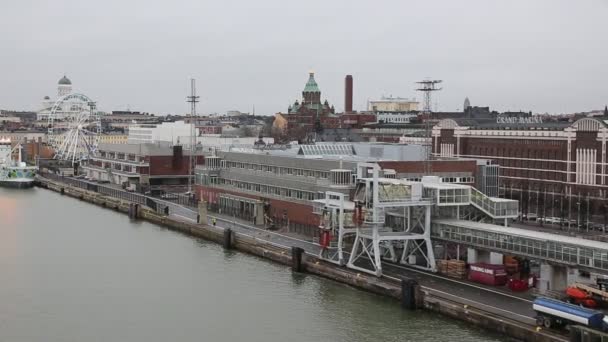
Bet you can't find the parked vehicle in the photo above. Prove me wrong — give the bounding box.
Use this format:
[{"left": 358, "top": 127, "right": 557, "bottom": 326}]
[
  {"left": 160, "top": 193, "right": 179, "bottom": 200},
  {"left": 533, "top": 297, "right": 608, "bottom": 331},
  {"left": 593, "top": 224, "right": 606, "bottom": 232},
  {"left": 542, "top": 217, "right": 561, "bottom": 225}
]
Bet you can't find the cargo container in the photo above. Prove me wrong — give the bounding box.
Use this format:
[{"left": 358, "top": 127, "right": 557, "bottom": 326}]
[{"left": 468, "top": 263, "right": 508, "bottom": 286}]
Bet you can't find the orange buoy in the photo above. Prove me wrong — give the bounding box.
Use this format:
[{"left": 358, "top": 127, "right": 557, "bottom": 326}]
[
  {"left": 580, "top": 299, "right": 598, "bottom": 308},
  {"left": 566, "top": 286, "right": 588, "bottom": 300}
]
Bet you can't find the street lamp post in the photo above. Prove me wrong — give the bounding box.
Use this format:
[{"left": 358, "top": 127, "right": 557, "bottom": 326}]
[
  {"left": 552, "top": 188, "right": 555, "bottom": 219},
  {"left": 568, "top": 194, "right": 572, "bottom": 231},
  {"left": 603, "top": 204, "right": 608, "bottom": 233},
  {"left": 576, "top": 201, "right": 581, "bottom": 231},
  {"left": 586, "top": 193, "right": 590, "bottom": 232}
]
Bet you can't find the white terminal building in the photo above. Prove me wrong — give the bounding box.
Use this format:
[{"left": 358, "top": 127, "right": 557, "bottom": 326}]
[
  {"left": 128, "top": 120, "right": 273, "bottom": 149},
  {"left": 369, "top": 96, "right": 419, "bottom": 112},
  {"left": 368, "top": 96, "right": 419, "bottom": 124},
  {"left": 128, "top": 121, "right": 193, "bottom": 145}
]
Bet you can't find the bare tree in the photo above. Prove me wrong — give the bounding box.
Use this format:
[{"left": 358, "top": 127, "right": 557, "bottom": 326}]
[
  {"left": 240, "top": 126, "right": 254, "bottom": 137},
  {"left": 261, "top": 120, "right": 273, "bottom": 136}
]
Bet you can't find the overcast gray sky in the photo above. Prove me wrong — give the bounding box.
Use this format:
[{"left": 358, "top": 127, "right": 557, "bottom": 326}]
[{"left": 0, "top": 0, "right": 606, "bottom": 115}]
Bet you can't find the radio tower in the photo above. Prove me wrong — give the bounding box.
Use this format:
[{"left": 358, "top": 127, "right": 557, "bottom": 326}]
[
  {"left": 187, "top": 78, "right": 200, "bottom": 194},
  {"left": 416, "top": 79, "right": 442, "bottom": 175}
]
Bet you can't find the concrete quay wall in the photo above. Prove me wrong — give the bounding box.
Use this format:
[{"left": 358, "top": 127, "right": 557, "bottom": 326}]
[{"left": 36, "top": 177, "right": 566, "bottom": 342}]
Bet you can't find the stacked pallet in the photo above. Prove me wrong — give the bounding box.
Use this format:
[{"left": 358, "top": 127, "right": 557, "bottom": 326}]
[
  {"left": 436, "top": 260, "right": 449, "bottom": 274},
  {"left": 446, "top": 260, "right": 467, "bottom": 279},
  {"left": 504, "top": 255, "right": 519, "bottom": 274},
  {"left": 436, "top": 259, "right": 466, "bottom": 279}
]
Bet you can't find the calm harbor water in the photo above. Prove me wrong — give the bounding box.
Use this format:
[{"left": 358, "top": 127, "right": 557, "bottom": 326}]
[{"left": 0, "top": 187, "right": 506, "bottom": 342}]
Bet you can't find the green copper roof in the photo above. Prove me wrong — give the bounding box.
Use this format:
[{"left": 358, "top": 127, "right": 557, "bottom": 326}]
[
  {"left": 58, "top": 75, "right": 71, "bottom": 85},
  {"left": 303, "top": 72, "right": 320, "bottom": 93}
]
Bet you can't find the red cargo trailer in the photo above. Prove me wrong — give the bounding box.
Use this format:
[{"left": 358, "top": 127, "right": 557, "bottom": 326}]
[{"left": 468, "top": 263, "right": 508, "bottom": 286}]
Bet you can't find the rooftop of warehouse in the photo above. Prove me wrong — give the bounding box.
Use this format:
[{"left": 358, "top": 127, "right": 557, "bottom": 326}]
[{"left": 226, "top": 142, "right": 427, "bottom": 162}]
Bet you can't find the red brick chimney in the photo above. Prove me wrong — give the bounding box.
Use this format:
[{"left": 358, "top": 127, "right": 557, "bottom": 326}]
[{"left": 345, "top": 75, "right": 353, "bottom": 113}]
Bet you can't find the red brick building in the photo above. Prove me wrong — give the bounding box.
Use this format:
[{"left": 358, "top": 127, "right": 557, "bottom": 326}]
[
  {"left": 83, "top": 142, "right": 204, "bottom": 192},
  {"left": 432, "top": 117, "right": 608, "bottom": 226},
  {"left": 340, "top": 113, "right": 377, "bottom": 129},
  {"left": 282, "top": 72, "right": 336, "bottom": 134},
  {"left": 275, "top": 73, "right": 378, "bottom": 141}
]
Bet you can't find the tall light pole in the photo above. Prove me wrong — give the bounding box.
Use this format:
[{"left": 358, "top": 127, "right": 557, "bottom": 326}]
[
  {"left": 416, "top": 79, "right": 442, "bottom": 175},
  {"left": 586, "top": 193, "right": 590, "bottom": 232},
  {"left": 551, "top": 188, "right": 555, "bottom": 218},
  {"left": 186, "top": 78, "right": 199, "bottom": 194},
  {"left": 576, "top": 201, "right": 581, "bottom": 231}
]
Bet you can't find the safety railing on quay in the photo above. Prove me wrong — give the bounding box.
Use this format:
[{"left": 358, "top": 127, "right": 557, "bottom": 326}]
[
  {"left": 97, "top": 186, "right": 146, "bottom": 205},
  {"left": 154, "top": 191, "right": 198, "bottom": 208},
  {"left": 39, "top": 171, "right": 150, "bottom": 208}
]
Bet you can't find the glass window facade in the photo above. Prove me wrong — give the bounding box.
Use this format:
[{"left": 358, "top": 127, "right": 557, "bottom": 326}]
[{"left": 432, "top": 222, "right": 608, "bottom": 272}]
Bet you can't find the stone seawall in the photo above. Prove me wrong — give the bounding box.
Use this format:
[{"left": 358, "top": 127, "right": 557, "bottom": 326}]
[{"left": 36, "top": 177, "right": 567, "bottom": 342}]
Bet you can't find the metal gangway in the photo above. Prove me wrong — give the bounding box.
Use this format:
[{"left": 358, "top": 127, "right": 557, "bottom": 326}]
[{"left": 432, "top": 219, "right": 608, "bottom": 274}]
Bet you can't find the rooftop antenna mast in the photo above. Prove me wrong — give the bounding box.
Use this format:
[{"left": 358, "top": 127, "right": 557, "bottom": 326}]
[
  {"left": 416, "top": 79, "right": 442, "bottom": 175},
  {"left": 187, "top": 78, "right": 200, "bottom": 194}
]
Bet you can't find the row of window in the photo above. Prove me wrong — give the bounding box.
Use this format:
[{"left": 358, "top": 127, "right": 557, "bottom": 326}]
[
  {"left": 441, "top": 177, "right": 475, "bottom": 183},
  {"left": 94, "top": 162, "right": 136, "bottom": 173},
  {"left": 223, "top": 160, "right": 331, "bottom": 179},
  {"left": 435, "top": 225, "right": 608, "bottom": 270},
  {"left": 197, "top": 174, "right": 323, "bottom": 201},
  {"left": 98, "top": 151, "right": 145, "bottom": 162},
  {"left": 378, "top": 117, "right": 413, "bottom": 123},
  {"left": 402, "top": 176, "right": 475, "bottom": 183},
  {"left": 423, "top": 188, "right": 471, "bottom": 204},
  {"left": 469, "top": 138, "right": 565, "bottom": 145}
]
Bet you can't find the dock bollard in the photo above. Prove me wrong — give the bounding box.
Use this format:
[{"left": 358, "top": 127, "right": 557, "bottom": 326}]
[
  {"left": 401, "top": 277, "right": 419, "bottom": 310},
  {"left": 129, "top": 203, "right": 137, "bottom": 220},
  {"left": 291, "top": 247, "right": 304, "bottom": 272},
  {"left": 223, "top": 228, "right": 233, "bottom": 249}
]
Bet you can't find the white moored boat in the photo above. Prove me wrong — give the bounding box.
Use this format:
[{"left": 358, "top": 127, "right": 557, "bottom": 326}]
[{"left": 0, "top": 138, "right": 37, "bottom": 188}]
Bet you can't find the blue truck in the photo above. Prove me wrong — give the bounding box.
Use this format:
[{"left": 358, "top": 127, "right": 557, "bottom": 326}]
[{"left": 533, "top": 297, "right": 608, "bottom": 331}]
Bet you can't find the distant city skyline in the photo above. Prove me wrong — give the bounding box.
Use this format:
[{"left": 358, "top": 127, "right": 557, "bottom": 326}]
[{"left": 0, "top": 0, "right": 606, "bottom": 115}]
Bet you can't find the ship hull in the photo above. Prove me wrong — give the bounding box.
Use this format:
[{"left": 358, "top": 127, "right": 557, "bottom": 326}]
[{"left": 0, "top": 179, "right": 34, "bottom": 189}]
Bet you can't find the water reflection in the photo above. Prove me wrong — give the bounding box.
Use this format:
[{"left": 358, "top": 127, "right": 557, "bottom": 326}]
[{"left": 0, "top": 188, "right": 504, "bottom": 342}]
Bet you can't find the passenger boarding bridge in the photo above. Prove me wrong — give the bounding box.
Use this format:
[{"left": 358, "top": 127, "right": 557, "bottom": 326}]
[{"left": 432, "top": 219, "right": 608, "bottom": 274}]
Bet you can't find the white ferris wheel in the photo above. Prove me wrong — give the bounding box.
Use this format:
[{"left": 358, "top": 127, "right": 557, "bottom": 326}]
[{"left": 47, "top": 93, "right": 101, "bottom": 164}]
